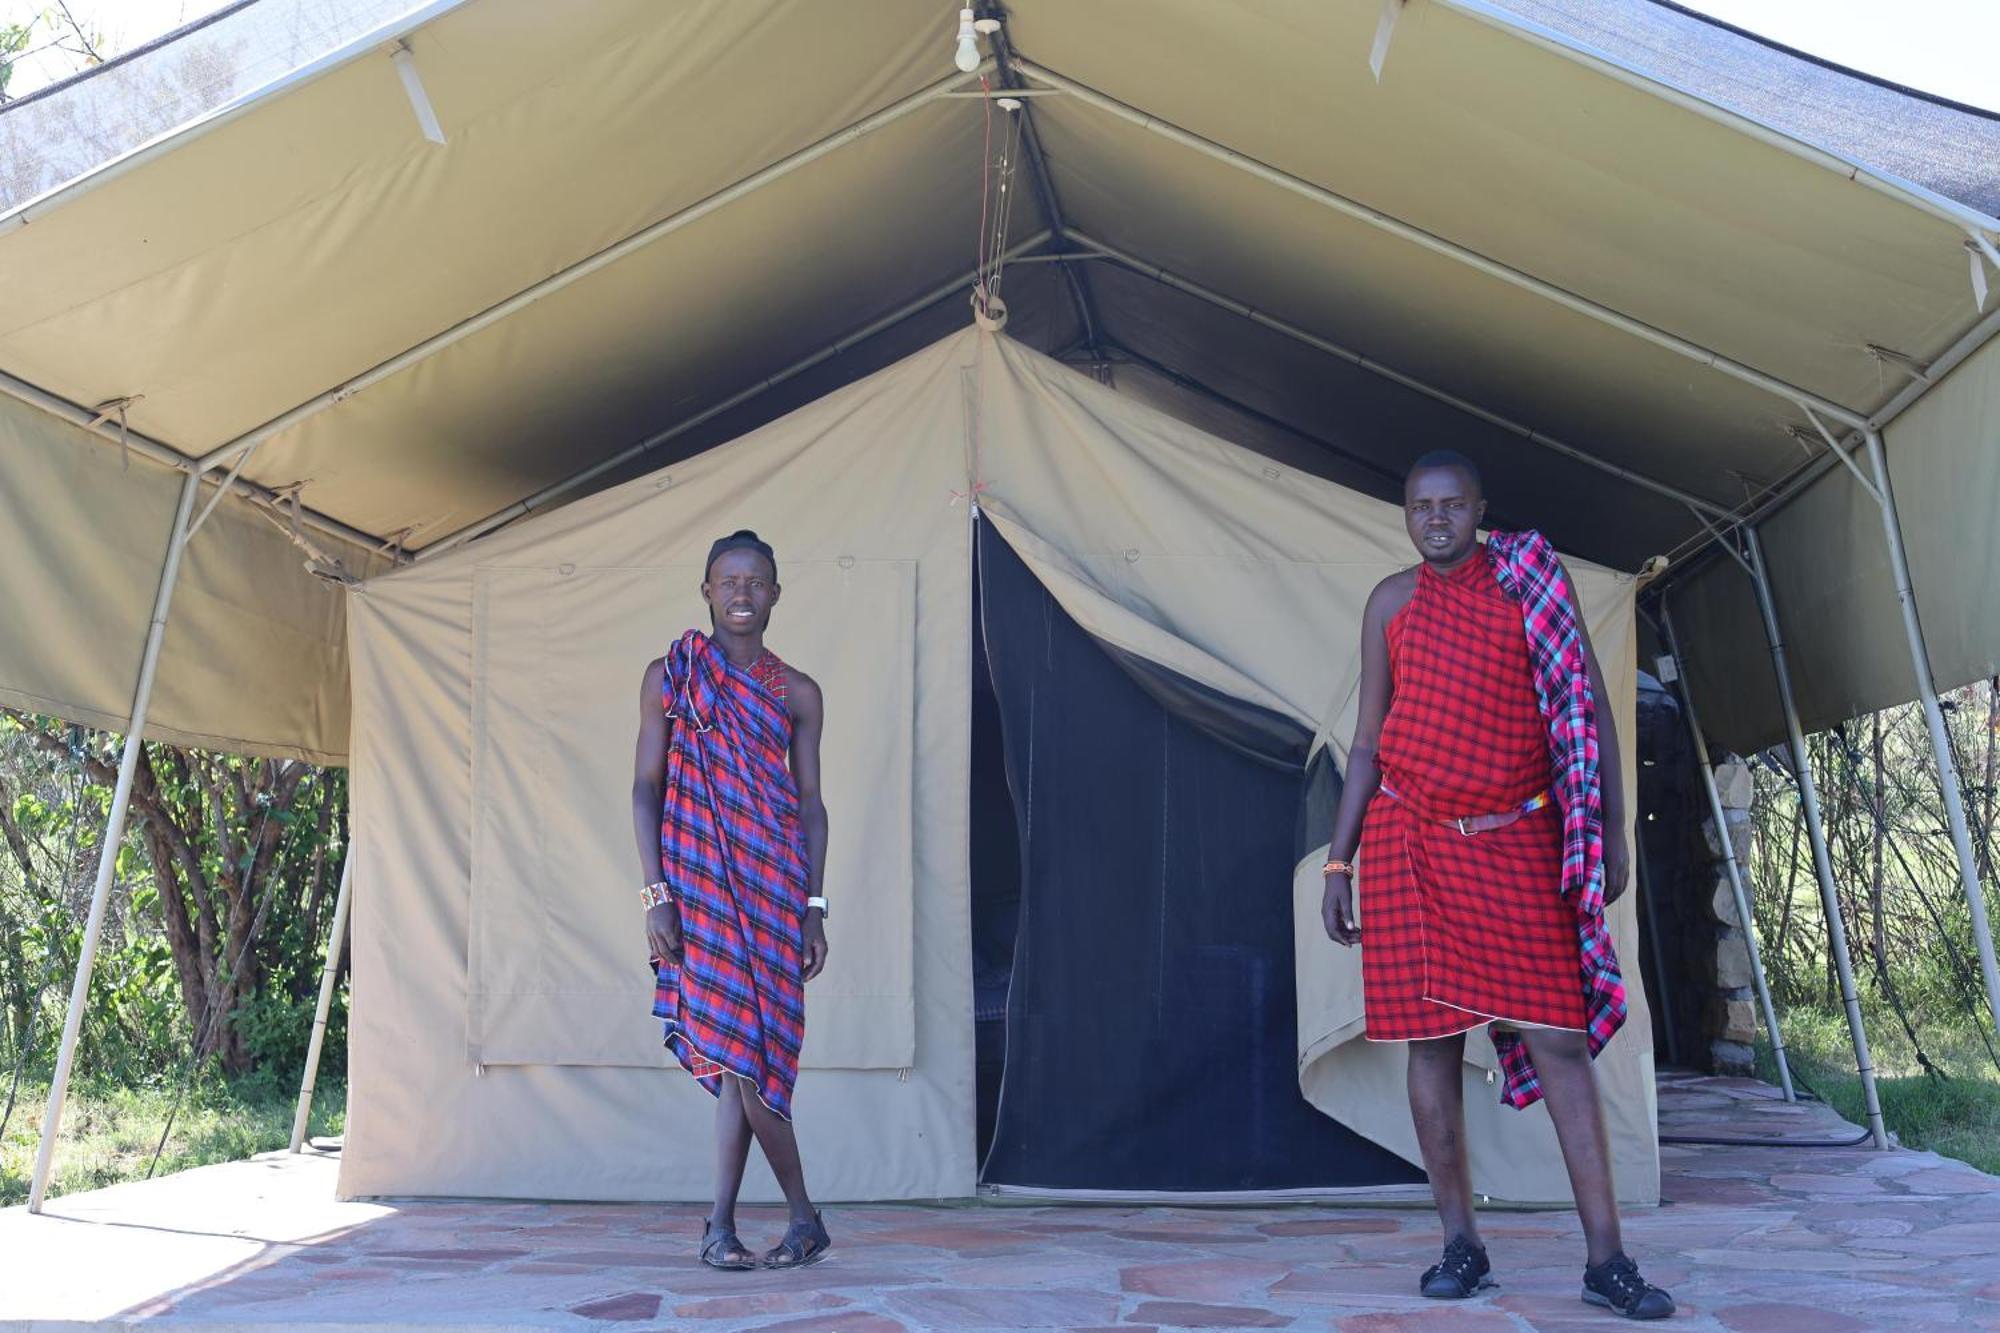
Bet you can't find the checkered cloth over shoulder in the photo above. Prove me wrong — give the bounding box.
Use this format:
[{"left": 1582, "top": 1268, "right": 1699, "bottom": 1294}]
[
  {"left": 650, "top": 630, "right": 809, "bottom": 1119},
  {"left": 1484, "top": 529, "right": 1625, "bottom": 1108}
]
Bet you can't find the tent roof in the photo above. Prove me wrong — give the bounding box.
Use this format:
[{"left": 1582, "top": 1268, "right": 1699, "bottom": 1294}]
[
  {"left": 1501, "top": 0, "right": 2000, "bottom": 219},
  {"left": 2, "top": 0, "right": 1996, "bottom": 757}
]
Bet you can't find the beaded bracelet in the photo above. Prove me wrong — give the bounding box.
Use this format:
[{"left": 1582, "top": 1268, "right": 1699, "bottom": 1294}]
[
  {"left": 639, "top": 882, "right": 674, "bottom": 910},
  {"left": 1321, "top": 859, "right": 1355, "bottom": 877}
]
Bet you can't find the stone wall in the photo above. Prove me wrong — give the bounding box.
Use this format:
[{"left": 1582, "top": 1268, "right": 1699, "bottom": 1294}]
[{"left": 1698, "top": 756, "right": 1760, "bottom": 1075}]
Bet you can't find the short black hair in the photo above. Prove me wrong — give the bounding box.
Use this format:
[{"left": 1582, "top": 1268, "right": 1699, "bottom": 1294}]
[
  {"left": 705, "top": 529, "right": 777, "bottom": 581},
  {"left": 1406, "top": 449, "right": 1483, "bottom": 496}
]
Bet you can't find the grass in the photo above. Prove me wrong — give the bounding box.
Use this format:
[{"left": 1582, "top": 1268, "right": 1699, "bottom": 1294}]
[
  {"left": 0, "top": 1077, "right": 346, "bottom": 1208},
  {"left": 1757, "top": 1006, "right": 2000, "bottom": 1176}
]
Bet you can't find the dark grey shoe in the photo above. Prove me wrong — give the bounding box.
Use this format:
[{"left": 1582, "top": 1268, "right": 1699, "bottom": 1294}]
[
  {"left": 1420, "top": 1235, "right": 1493, "bottom": 1298},
  {"left": 1582, "top": 1252, "right": 1676, "bottom": 1320}
]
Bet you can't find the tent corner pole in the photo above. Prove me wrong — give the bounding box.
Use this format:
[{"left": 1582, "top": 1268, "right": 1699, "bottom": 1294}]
[
  {"left": 1742, "top": 528, "right": 1887, "bottom": 1148},
  {"left": 1660, "top": 603, "right": 1795, "bottom": 1101},
  {"left": 290, "top": 848, "right": 355, "bottom": 1153},
  {"left": 26, "top": 471, "right": 201, "bottom": 1212},
  {"left": 1860, "top": 429, "right": 2000, "bottom": 1042}
]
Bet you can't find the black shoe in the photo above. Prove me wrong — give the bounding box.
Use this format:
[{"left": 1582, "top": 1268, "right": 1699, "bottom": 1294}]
[
  {"left": 1420, "top": 1235, "right": 1493, "bottom": 1299},
  {"left": 1582, "top": 1252, "right": 1675, "bottom": 1320}
]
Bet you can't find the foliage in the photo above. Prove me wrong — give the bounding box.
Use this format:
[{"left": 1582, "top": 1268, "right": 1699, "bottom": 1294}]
[
  {"left": 1743, "top": 678, "right": 2000, "bottom": 1085},
  {"left": 0, "top": 710, "right": 348, "bottom": 1101},
  {"left": 0, "top": 1076, "right": 346, "bottom": 1207}
]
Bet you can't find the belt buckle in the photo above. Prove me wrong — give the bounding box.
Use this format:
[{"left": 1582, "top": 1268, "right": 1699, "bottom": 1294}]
[{"left": 1455, "top": 815, "right": 1474, "bottom": 837}]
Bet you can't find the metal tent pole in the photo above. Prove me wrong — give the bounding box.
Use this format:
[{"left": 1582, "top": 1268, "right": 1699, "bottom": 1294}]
[
  {"left": 1632, "top": 836, "right": 1681, "bottom": 1067},
  {"left": 1661, "top": 604, "right": 1795, "bottom": 1100},
  {"left": 27, "top": 473, "right": 201, "bottom": 1211},
  {"left": 1744, "top": 528, "right": 1887, "bottom": 1147},
  {"left": 1860, "top": 428, "right": 2000, "bottom": 1042},
  {"left": 290, "top": 849, "right": 355, "bottom": 1153}
]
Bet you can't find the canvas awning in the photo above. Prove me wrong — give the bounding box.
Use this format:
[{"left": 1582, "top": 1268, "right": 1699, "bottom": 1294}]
[{"left": 2, "top": 0, "right": 1995, "bottom": 761}]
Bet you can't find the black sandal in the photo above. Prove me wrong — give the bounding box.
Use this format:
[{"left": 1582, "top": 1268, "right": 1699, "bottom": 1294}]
[
  {"left": 700, "top": 1218, "right": 757, "bottom": 1271},
  {"left": 1582, "top": 1252, "right": 1675, "bottom": 1320},
  {"left": 1420, "top": 1235, "right": 1494, "bottom": 1299},
  {"left": 761, "top": 1209, "right": 832, "bottom": 1269}
]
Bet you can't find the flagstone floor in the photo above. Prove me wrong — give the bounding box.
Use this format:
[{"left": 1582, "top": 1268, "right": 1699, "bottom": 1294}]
[{"left": 3, "top": 1071, "right": 1995, "bottom": 1330}]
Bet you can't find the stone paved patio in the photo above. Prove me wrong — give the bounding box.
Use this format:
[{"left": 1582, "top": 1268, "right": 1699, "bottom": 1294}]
[{"left": 3, "top": 1072, "right": 1997, "bottom": 1330}]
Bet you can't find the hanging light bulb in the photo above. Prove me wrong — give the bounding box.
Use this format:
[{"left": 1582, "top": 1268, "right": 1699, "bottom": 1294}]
[{"left": 954, "top": 8, "right": 980, "bottom": 72}]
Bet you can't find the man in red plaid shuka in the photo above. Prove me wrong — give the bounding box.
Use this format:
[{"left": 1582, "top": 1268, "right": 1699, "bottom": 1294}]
[
  {"left": 631, "top": 531, "right": 834, "bottom": 1273},
  {"left": 1318, "top": 454, "right": 1674, "bottom": 1320}
]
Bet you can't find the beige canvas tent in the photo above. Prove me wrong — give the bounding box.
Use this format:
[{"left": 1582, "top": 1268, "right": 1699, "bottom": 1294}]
[
  {"left": 342, "top": 328, "right": 1651, "bottom": 1203},
  {"left": 2, "top": 0, "right": 1995, "bottom": 1211}
]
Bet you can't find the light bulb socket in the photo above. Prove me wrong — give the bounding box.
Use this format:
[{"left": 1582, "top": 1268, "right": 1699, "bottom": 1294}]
[{"left": 954, "top": 7, "right": 980, "bottom": 71}]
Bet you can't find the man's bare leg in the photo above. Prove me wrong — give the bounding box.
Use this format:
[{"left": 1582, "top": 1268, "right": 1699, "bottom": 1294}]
[
  {"left": 705, "top": 1079, "right": 756, "bottom": 1264},
  {"left": 1408, "top": 1031, "right": 1480, "bottom": 1247},
  {"left": 1519, "top": 1027, "right": 1620, "bottom": 1265},
  {"left": 1520, "top": 1027, "right": 1674, "bottom": 1317},
  {"left": 736, "top": 1079, "right": 817, "bottom": 1225}
]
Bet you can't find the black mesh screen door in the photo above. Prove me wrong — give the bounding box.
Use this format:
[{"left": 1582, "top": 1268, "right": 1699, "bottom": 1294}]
[{"left": 973, "top": 519, "right": 1421, "bottom": 1192}]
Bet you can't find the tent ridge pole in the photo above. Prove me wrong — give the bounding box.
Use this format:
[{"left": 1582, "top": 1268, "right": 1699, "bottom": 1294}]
[
  {"left": 27, "top": 472, "right": 201, "bottom": 1212},
  {"left": 193, "top": 62, "right": 994, "bottom": 475},
  {"left": 989, "top": 25, "right": 1102, "bottom": 354},
  {"left": 291, "top": 849, "right": 354, "bottom": 1153},
  {"left": 1743, "top": 526, "right": 1888, "bottom": 1148},
  {"left": 1017, "top": 59, "right": 1873, "bottom": 433},
  {"left": 1065, "top": 229, "right": 1732, "bottom": 520},
  {"left": 1660, "top": 603, "right": 1795, "bottom": 1100},
  {"left": 1859, "top": 429, "right": 2000, "bottom": 1040},
  {"left": 414, "top": 229, "right": 1057, "bottom": 560}
]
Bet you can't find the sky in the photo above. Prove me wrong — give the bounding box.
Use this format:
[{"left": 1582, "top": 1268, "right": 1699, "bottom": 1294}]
[
  {"left": 3, "top": 0, "right": 1997, "bottom": 111},
  {"left": 1677, "top": 0, "right": 1999, "bottom": 111}
]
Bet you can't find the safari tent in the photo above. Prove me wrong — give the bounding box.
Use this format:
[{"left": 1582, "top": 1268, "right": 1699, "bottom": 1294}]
[{"left": 3, "top": 0, "right": 1996, "bottom": 1211}]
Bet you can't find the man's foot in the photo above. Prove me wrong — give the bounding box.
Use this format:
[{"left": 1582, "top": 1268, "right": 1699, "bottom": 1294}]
[
  {"left": 762, "top": 1209, "right": 832, "bottom": 1269},
  {"left": 699, "top": 1218, "right": 756, "bottom": 1271},
  {"left": 1419, "top": 1235, "right": 1493, "bottom": 1298},
  {"left": 1582, "top": 1253, "right": 1675, "bottom": 1320}
]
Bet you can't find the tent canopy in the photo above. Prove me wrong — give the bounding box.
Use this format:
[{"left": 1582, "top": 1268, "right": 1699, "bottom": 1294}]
[{"left": 3, "top": 0, "right": 1995, "bottom": 760}]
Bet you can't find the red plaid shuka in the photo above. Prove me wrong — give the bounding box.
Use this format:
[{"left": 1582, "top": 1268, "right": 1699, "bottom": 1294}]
[
  {"left": 650, "top": 630, "right": 810, "bottom": 1119},
  {"left": 1359, "top": 544, "right": 1594, "bottom": 1106}
]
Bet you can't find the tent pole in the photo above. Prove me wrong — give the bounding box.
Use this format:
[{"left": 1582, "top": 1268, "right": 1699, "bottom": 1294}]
[
  {"left": 1860, "top": 429, "right": 2000, "bottom": 1041},
  {"left": 27, "top": 472, "right": 201, "bottom": 1212},
  {"left": 1743, "top": 527, "right": 1887, "bottom": 1147},
  {"left": 1632, "top": 834, "right": 1681, "bottom": 1067},
  {"left": 1064, "top": 230, "right": 1735, "bottom": 521},
  {"left": 193, "top": 62, "right": 993, "bottom": 475},
  {"left": 1660, "top": 603, "right": 1795, "bottom": 1100},
  {"left": 1017, "top": 60, "right": 1872, "bottom": 433},
  {"left": 291, "top": 848, "right": 355, "bottom": 1153},
  {"left": 0, "top": 369, "right": 394, "bottom": 561},
  {"left": 1623, "top": 304, "right": 2000, "bottom": 595},
  {"left": 988, "top": 25, "right": 1102, "bottom": 355}
]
